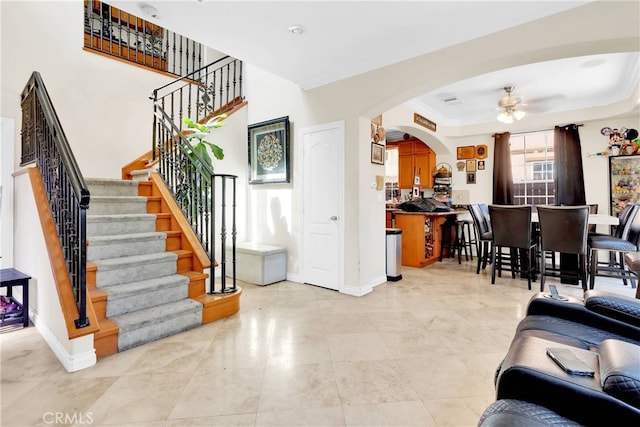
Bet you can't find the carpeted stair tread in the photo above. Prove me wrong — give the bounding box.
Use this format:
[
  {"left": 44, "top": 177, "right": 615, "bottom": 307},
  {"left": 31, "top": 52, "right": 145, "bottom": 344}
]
[
  {"left": 103, "top": 274, "right": 191, "bottom": 317},
  {"left": 93, "top": 252, "right": 177, "bottom": 270},
  {"left": 93, "top": 252, "right": 178, "bottom": 287},
  {"left": 90, "top": 196, "right": 147, "bottom": 203},
  {"left": 87, "top": 213, "right": 157, "bottom": 236},
  {"left": 88, "top": 232, "right": 166, "bottom": 246},
  {"left": 102, "top": 274, "right": 189, "bottom": 300},
  {"left": 87, "top": 213, "right": 156, "bottom": 222},
  {"left": 113, "top": 299, "right": 203, "bottom": 351},
  {"left": 88, "top": 196, "right": 148, "bottom": 215},
  {"left": 86, "top": 178, "right": 139, "bottom": 197},
  {"left": 113, "top": 299, "right": 202, "bottom": 329}
]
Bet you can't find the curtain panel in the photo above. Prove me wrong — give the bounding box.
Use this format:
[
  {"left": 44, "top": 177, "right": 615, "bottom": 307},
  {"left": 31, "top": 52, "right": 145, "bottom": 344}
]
[
  {"left": 493, "top": 132, "right": 514, "bottom": 204},
  {"left": 555, "top": 124, "right": 586, "bottom": 206}
]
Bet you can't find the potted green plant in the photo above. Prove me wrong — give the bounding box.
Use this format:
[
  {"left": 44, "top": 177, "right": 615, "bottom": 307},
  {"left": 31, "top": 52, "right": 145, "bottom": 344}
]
[{"left": 182, "top": 114, "right": 227, "bottom": 172}]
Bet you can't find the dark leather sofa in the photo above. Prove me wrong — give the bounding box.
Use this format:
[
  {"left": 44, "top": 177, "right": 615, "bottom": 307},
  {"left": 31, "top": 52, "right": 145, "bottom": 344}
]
[{"left": 479, "top": 290, "right": 640, "bottom": 426}]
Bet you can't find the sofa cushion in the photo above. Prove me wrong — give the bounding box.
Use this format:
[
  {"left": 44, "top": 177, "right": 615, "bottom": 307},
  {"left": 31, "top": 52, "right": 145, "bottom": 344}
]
[
  {"left": 599, "top": 339, "right": 640, "bottom": 409},
  {"left": 478, "top": 399, "right": 581, "bottom": 427},
  {"left": 585, "top": 290, "right": 640, "bottom": 328},
  {"left": 516, "top": 315, "right": 635, "bottom": 348},
  {"left": 495, "top": 336, "right": 640, "bottom": 425}
]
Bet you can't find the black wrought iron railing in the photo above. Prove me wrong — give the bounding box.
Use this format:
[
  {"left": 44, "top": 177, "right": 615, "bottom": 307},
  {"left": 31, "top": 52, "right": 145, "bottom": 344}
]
[
  {"left": 20, "top": 72, "right": 90, "bottom": 328},
  {"left": 151, "top": 56, "right": 244, "bottom": 158},
  {"left": 153, "top": 106, "right": 238, "bottom": 294},
  {"left": 84, "top": 0, "right": 204, "bottom": 77}
]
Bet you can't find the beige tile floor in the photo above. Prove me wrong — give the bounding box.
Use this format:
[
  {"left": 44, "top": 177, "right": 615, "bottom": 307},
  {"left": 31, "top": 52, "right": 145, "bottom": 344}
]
[{"left": 1, "top": 258, "right": 637, "bottom": 427}]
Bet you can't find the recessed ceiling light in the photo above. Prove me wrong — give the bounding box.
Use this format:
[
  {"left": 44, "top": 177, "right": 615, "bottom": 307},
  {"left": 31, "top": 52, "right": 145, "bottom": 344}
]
[{"left": 288, "top": 25, "right": 305, "bottom": 35}]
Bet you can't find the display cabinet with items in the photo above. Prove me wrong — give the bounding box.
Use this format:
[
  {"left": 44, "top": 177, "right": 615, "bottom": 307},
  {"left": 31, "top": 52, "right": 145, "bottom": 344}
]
[
  {"left": 432, "top": 163, "right": 452, "bottom": 205},
  {"left": 609, "top": 154, "right": 640, "bottom": 216}
]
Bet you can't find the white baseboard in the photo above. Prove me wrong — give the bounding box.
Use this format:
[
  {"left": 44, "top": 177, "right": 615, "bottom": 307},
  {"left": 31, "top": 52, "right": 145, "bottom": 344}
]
[
  {"left": 370, "top": 275, "right": 388, "bottom": 288},
  {"left": 31, "top": 309, "right": 96, "bottom": 373},
  {"left": 341, "top": 284, "right": 373, "bottom": 297},
  {"left": 286, "top": 272, "right": 301, "bottom": 283}
]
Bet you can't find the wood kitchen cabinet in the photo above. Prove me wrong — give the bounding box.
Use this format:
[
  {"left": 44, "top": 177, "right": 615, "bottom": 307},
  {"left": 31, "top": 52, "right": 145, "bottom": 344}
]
[{"left": 391, "top": 139, "right": 435, "bottom": 189}]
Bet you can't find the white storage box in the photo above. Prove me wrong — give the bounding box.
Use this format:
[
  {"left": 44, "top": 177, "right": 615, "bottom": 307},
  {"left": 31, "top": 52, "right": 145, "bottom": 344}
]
[{"left": 225, "top": 242, "right": 287, "bottom": 286}]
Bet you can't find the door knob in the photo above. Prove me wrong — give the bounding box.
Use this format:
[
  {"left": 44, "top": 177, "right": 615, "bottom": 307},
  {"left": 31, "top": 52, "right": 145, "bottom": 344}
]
[{"left": 330, "top": 215, "right": 338, "bottom": 221}]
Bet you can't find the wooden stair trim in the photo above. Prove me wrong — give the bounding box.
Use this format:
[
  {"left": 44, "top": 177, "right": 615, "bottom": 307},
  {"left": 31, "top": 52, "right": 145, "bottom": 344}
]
[
  {"left": 122, "top": 99, "right": 246, "bottom": 182},
  {"left": 121, "top": 149, "right": 159, "bottom": 180},
  {"left": 93, "top": 319, "right": 119, "bottom": 359},
  {"left": 27, "top": 168, "right": 100, "bottom": 339},
  {"left": 194, "top": 287, "right": 242, "bottom": 324},
  {"left": 148, "top": 173, "right": 211, "bottom": 272}
]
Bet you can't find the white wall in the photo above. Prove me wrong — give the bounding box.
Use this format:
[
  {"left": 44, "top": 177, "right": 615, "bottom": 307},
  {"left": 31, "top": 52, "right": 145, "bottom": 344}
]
[
  {"left": 243, "top": 65, "right": 307, "bottom": 280},
  {"left": 1, "top": 1, "right": 178, "bottom": 178},
  {"left": 1, "top": 118, "right": 15, "bottom": 268},
  {"left": 14, "top": 171, "right": 95, "bottom": 372}
]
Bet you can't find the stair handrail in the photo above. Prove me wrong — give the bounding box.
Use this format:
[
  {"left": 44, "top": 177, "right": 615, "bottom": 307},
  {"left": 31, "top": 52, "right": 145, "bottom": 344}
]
[
  {"left": 153, "top": 104, "right": 237, "bottom": 294},
  {"left": 20, "top": 71, "right": 91, "bottom": 328},
  {"left": 150, "top": 56, "right": 244, "bottom": 161}
]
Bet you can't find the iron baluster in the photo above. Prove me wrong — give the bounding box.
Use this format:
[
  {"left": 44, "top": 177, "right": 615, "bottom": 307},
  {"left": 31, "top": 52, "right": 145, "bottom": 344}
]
[{"left": 20, "top": 72, "right": 91, "bottom": 328}]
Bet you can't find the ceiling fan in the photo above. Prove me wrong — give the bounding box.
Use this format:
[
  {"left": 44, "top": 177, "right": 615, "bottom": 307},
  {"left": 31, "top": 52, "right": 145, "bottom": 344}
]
[{"left": 496, "top": 86, "right": 526, "bottom": 124}]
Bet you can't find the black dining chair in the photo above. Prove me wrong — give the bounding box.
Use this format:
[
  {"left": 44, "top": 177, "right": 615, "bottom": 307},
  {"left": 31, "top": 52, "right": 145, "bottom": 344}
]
[
  {"left": 537, "top": 205, "right": 590, "bottom": 291},
  {"left": 589, "top": 204, "right": 640, "bottom": 290},
  {"left": 468, "top": 204, "right": 493, "bottom": 274},
  {"left": 488, "top": 205, "right": 537, "bottom": 290}
]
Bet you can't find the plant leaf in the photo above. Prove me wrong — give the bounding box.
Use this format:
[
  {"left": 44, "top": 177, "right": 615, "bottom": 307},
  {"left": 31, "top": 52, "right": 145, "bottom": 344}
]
[
  {"left": 210, "top": 144, "right": 224, "bottom": 160},
  {"left": 194, "top": 143, "right": 212, "bottom": 166}
]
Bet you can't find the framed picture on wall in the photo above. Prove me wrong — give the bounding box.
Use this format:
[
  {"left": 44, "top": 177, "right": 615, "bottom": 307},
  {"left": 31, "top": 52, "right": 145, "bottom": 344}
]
[
  {"left": 248, "top": 116, "right": 290, "bottom": 184},
  {"left": 371, "top": 143, "right": 385, "bottom": 165},
  {"left": 478, "top": 160, "right": 485, "bottom": 170},
  {"left": 466, "top": 159, "right": 476, "bottom": 172},
  {"left": 467, "top": 172, "right": 476, "bottom": 184},
  {"left": 457, "top": 145, "right": 475, "bottom": 159}
]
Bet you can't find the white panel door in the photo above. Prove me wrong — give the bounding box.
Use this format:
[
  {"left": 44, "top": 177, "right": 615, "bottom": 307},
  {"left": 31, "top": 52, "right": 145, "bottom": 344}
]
[{"left": 302, "top": 121, "right": 344, "bottom": 290}]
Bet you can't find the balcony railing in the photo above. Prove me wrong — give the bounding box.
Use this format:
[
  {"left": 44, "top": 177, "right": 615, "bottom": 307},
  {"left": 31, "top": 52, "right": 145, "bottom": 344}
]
[{"left": 84, "top": 0, "right": 203, "bottom": 76}]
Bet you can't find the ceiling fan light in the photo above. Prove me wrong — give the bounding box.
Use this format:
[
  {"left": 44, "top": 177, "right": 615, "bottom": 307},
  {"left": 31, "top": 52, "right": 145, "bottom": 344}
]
[
  {"left": 513, "top": 109, "right": 526, "bottom": 120},
  {"left": 497, "top": 111, "right": 513, "bottom": 124}
]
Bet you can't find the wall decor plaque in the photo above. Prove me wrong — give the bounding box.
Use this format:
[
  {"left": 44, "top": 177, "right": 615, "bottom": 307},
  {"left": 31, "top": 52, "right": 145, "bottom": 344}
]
[
  {"left": 414, "top": 113, "right": 436, "bottom": 132},
  {"left": 475, "top": 144, "right": 488, "bottom": 159},
  {"left": 457, "top": 146, "right": 475, "bottom": 160}
]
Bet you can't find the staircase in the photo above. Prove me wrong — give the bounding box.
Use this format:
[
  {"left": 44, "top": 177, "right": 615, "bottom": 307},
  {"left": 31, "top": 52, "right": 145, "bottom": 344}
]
[{"left": 85, "top": 177, "right": 205, "bottom": 356}]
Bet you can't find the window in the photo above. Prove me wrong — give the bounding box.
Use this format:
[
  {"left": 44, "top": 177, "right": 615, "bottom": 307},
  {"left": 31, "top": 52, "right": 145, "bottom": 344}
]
[
  {"left": 510, "top": 130, "right": 555, "bottom": 206},
  {"left": 532, "top": 161, "right": 554, "bottom": 181}
]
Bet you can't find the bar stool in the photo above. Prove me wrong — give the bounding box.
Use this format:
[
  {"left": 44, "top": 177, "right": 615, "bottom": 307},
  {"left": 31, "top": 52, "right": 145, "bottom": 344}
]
[
  {"left": 455, "top": 218, "right": 475, "bottom": 263},
  {"left": 439, "top": 215, "right": 458, "bottom": 261}
]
